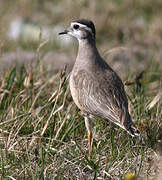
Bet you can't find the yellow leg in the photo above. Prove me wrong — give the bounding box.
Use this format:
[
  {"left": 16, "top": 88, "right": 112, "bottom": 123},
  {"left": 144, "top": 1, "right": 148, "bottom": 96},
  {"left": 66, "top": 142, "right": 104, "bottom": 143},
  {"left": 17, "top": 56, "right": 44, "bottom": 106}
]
[
  {"left": 85, "top": 117, "right": 92, "bottom": 160},
  {"left": 88, "top": 132, "right": 92, "bottom": 160}
]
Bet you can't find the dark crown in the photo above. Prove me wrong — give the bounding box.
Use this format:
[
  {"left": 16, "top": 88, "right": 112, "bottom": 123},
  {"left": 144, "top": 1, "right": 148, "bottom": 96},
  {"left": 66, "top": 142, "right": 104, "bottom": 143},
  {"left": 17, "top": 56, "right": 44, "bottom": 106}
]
[{"left": 73, "top": 19, "right": 96, "bottom": 39}]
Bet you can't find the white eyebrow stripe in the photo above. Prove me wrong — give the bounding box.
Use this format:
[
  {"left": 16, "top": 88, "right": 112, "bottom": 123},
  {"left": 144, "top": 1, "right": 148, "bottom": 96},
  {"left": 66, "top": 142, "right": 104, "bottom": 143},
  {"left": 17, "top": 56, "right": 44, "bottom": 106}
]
[{"left": 71, "top": 22, "right": 93, "bottom": 34}]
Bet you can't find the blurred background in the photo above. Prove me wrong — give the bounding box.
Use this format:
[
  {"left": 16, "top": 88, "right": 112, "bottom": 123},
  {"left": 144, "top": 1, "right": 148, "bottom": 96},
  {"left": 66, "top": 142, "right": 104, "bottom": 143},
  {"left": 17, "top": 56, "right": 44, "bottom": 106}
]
[{"left": 0, "top": 0, "right": 162, "bottom": 78}]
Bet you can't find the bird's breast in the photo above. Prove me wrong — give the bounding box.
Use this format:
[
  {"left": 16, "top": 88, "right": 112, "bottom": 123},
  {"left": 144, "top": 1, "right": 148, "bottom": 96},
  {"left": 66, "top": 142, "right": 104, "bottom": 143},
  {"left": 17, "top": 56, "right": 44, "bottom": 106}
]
[{"left": 69, "top": 74, "right": 85, "bottom": 112}]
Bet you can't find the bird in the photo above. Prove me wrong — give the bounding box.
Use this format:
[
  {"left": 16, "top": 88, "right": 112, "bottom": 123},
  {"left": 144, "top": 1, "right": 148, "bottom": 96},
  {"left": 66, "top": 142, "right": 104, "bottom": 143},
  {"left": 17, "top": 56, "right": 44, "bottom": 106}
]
[{"left": 59, "top": 19, "right": 140, "bottom": 159}]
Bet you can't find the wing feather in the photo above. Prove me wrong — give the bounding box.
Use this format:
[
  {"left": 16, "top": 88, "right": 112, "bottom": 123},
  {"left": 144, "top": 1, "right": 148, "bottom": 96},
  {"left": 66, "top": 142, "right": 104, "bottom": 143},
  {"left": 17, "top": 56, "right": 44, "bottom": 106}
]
[
  {"left": 71, "top": 67, "right": 140, "bottom": 136},
  {"left": 73, "top": 69, "right": 127, "bottom": 124}
]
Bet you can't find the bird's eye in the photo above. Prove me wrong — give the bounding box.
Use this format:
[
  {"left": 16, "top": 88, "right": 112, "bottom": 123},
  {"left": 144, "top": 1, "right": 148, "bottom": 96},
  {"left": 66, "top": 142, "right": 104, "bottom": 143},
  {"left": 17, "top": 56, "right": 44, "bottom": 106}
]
[{"left": 73, "top": 24, "right": 79, "bottom": 30}]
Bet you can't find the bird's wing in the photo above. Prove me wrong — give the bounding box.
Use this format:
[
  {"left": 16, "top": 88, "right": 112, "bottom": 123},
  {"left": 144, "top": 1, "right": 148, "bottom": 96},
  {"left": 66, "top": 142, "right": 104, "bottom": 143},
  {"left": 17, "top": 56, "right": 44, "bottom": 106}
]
[{"left": 73, "top": 69, "right": 139, "bottom": 136}]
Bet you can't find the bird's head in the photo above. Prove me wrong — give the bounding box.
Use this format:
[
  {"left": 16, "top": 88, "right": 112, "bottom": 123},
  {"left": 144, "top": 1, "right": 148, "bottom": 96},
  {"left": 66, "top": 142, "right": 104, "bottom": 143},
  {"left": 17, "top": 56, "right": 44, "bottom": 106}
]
[{"left": 59, "top": 19, "right": 96, "bottom": 42}]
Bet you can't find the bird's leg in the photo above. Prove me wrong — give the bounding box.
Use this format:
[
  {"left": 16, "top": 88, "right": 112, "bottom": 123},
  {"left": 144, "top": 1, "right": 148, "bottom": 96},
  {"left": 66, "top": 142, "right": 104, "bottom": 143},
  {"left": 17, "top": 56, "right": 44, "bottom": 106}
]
[{"left": 84, "top": 117, "right": 92, "bottom": 160}]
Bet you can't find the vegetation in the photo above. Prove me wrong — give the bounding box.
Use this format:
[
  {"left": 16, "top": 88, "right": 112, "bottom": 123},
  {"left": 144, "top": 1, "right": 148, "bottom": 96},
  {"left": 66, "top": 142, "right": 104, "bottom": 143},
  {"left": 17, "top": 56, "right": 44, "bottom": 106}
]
[{"left": 0, "top": 0, "right": 162, "bottom": 179}]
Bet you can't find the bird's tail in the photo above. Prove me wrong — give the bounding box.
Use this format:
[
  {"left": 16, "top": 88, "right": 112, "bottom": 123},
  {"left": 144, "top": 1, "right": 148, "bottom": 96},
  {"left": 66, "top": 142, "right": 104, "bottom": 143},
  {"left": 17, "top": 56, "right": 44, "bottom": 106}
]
[
  {"left": 123, "top": 112, "right": 140, "bottom": 137},
  {"left": 127, "top": 123, "right": 140, "bottom": 137}
]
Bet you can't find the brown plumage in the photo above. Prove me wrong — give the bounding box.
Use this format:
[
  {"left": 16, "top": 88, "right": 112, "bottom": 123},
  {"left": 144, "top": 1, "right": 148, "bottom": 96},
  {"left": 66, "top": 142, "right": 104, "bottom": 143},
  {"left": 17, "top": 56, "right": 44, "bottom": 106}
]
[{"left": 59, "top": 19, "right": 140, "bottom": 158}]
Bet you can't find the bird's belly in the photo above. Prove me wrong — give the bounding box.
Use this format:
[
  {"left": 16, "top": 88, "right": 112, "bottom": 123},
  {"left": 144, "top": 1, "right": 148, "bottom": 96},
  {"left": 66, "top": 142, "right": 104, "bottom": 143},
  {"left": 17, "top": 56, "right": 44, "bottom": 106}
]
[{"left": 69, "top": 75, "right": 85, "bottom": 111}]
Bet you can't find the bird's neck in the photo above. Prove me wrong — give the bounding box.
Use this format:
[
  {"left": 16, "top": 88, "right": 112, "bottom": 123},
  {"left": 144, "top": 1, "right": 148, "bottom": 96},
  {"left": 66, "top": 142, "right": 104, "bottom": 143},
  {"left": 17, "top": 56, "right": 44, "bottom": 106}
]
[{"left": 76, "top": 39, "right": 100, "bottom": 66}]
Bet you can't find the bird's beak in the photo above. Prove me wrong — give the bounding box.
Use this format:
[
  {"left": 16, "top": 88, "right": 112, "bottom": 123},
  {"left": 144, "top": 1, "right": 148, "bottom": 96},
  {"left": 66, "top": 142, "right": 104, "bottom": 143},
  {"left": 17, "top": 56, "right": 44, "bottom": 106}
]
[{"left": 58, "top": 29, "right": 69, "bottom": 35}]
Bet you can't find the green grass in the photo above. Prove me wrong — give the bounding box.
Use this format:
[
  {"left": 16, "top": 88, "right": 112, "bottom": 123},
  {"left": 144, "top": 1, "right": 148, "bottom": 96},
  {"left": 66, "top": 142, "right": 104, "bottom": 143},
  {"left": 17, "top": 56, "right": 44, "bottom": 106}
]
[
  {"left": 0, "top": 0, "right": 162, "bottom": 179},
  {"left": 0, "top": 57, "right": 161, "bottom": 179}
]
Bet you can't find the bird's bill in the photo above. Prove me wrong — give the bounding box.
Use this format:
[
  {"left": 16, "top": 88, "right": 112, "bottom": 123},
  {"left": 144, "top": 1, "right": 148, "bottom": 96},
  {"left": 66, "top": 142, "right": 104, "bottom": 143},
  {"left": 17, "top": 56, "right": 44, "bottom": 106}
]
[{"left": 58, "top": 29, "right": 69, "bottom": 35}]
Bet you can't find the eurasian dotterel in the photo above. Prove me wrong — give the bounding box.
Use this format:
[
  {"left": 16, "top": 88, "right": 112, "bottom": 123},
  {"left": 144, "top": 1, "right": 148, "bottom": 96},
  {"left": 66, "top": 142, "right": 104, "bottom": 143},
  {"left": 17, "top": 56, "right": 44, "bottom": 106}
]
[{"left": 59, "top": 19, "right": 140, "bottom": 159}]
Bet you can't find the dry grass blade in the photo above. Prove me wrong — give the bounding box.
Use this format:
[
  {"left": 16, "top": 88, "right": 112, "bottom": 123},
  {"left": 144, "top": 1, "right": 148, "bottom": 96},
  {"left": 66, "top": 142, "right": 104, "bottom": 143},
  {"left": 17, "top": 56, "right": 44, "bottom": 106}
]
[
  {"left": 29, "top": 81, "right": 49, "bottom": 112},
  {"left": 125, "top": 70, "right": 145, "bottom": 86},
  {"left": 6, "top": 176, "right": 16, "bottom": 180},
  {"left": 147, "top": 90, "right": 162, "bottom": 110},
  {"left": 0, "top": 113, "right": 30, "bottom": 126},
  {"left": 36, "top": 39, "right": 49, "bottom": 54},
  {"left": 41, "top": 65, "right": 67, "bottom": 137},
  {"left": 103, "top": 46, "right": 128, "bottom": 57},
  {"left": 54, "top": 99, "right": 72, "bottom": 140}
]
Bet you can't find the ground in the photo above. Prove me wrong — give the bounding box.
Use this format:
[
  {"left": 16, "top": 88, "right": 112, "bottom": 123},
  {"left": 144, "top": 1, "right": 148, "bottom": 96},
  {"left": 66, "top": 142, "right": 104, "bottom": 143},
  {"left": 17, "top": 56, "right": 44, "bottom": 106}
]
[{"left": 0, "top": 0, "right": 162, "bottom": 179}]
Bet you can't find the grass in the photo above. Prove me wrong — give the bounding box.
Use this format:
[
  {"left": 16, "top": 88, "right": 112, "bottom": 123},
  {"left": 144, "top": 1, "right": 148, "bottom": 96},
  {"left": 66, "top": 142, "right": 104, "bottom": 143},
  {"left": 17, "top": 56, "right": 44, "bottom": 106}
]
[
  {"left": 0, "top": 0, "right": 162, "bottom": 179},
  {"left": 0, "top": 55, "right": 161, "bottom": 179}
]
